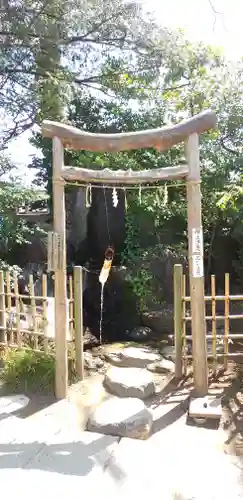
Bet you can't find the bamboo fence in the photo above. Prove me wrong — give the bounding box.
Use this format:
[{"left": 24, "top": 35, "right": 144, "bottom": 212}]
[
  {"left": 0, "top": 269, "right": 75, "bottom": 353},
  {"left": 174, "top": 264, "right": 243, "bottom": 376},
  {"left": 0, "top": 266, "right": 85, "bottom": 384}
]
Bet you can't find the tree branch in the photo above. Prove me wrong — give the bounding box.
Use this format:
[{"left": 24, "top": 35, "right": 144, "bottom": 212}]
[{"left": 220, "top": 135, "right": 240, "bottom": 156}]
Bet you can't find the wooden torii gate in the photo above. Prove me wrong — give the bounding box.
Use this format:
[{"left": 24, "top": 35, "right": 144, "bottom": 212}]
[{"left": 42, "top": 109, "right": 216, "bottom": 400}]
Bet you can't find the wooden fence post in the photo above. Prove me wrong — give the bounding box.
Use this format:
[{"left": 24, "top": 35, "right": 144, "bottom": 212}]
[
  {"left": 174, "top": 264, "right": 183, "bottom": 378},
  {"left": 186, "top": 133, "right": 208, "bottom": 396},
  {"left": 73, "top": 266, "right": 84, "bottom": 380},
  {"left": 0, "top": 271, "right": 6, "bottom": 344}
]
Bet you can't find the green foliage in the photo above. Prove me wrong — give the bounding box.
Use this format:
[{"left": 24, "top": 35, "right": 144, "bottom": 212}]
[
  {"left": 0, "top": 0, "right": 164, "bottom": 147},
  {"left": 0, "top": 154, "right": 47, "bottom": 266},
  {"left": 26, "top": 25, "right": 243, "bottom": 290},
  {"left": 1, "top": 348, "right": 55, "bottom": 392},
  {"left": 0, "top": 347, "right": 78, "bottom": 393}
]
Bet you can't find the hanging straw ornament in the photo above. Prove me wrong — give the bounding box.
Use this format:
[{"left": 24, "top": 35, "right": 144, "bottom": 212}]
[
  {"left": 85, "top": 184, "right": 92, "bottom": 208},
  {"left": 112, "top": 187, "right": 119, "bottom": 207},
  {"left": 123, "top": 188, "right": 128, "bottom": 212}
]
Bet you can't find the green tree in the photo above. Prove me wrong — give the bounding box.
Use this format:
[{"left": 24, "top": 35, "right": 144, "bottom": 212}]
[
  {"left": 30, "top": 32, "right": 243, "bottom": 301},
  {"left": 0, "top": 153, "right": 46, "bottom": 268},
  {"left": 0, "top": 0, "right": 165, "bottom": 147}
]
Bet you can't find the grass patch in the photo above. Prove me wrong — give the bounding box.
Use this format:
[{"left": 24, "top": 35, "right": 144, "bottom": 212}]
[
  {"left": 0, "top": 344, "right": 79, "bottom": 394},
  {"left": 0, "top": 348, "right": 56, "bottom": 393}
]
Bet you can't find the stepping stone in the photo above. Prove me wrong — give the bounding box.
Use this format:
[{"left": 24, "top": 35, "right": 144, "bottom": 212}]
[
  {"left": 104, "top": 367, "right": 156, "bottom": 399},
  {"left": 189, "top": 396, "right": 222, "bottom": 420},
  {"left": 147, "top": 357, "right": 175, "bottom": 374},
  {"left": 106, "top": 346, "right": 161, "bottom": 368},
  {"left": 0, "top": 394, "right": 29, "bottom": 415},
  {"left": 87, "top": 397, "right": 153, "bottom": 439}
]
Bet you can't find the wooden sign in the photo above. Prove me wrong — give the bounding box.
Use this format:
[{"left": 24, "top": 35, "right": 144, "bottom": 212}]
[
  {"left": 191, "top": 227, "right": 204, "bottom": 278},
  {"left": 47, "top": 231, "right": 64, "bottom": 271},
  {"left": 192, "top": 227, "right": 203, "bottom": 254},
  {"left": 192, "top": 254, "right": 204, "bottom": 278}
]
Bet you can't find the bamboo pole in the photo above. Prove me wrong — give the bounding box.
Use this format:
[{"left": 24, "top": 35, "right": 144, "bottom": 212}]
[
  {"left": 186, "top": 133, "right": 208, "bottom": 396},
  {"left": 0, "top": 271, "right": 6, "bottom": 344},
  {"left": 73, "top": 266, "right": 84, "bottom": 380},
  {"left": 224, "top": 273, "right": 230, "bottom": 370},
  {"left": 69, "top": 274, "right": 74, "bottom": 340},
  {"left": 42, "top": 274, "right": 48, "bottom": 353},
  {"left": 29, "top": 274, "right": 38, "bottom": 349},
  {"left": 184, "top": 314, "right": 243, "bottom": 321},
  {"left": 13, "top": 273, "right": 21, "bottom": 346},
  {"left": 174, "top": 264, "right": 183, "bottom": 378},
  {"left": 181, "top": 352, "right": 242, "bottom": 360},
  {"left": 182, "top": 274, "right": 187, "bottom": 375},
  {"left": 6, "top": 272, "right": 13, "bottom": 344},
  {"left": 184, "top": 294, "right": 243, "bottom": 302},
  {"left": 211, "top": 274, "right": 217, "bottom": 373},
  {"left": 183, "top": 333, "right": 243, "bottom": 341},
  {"left": 52, "top": 136, "right": 68, "bottom": 399}
]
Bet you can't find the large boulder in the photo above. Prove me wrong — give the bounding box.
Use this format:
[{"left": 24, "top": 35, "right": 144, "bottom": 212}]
[
  {"left": 104, "top": 367, "right": 156, "bottom": 399},
  {"left": 87, "top": 397, "right": 153, "bottom": 439},
  {"left": 141, "top": 308, "right": 174, "bottom": 335},
  {"left": 125, "top": 326, "right": 154, "bottom": 342}
]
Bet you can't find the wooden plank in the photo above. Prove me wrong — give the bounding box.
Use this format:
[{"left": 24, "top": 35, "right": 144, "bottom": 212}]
[
  {"left": 61, "top": 164, "right": 189, "bottom": 184},
  {"left": 186, "top": 133, "right": 208, "bottom": 396},
  {"left": 73, "top": 266, "right": 84, "bottom": 380},
  {"left": 42, "top": 109, "right": 216, "bottom": 152},
  {"left": 0, "top": 271, "right": 6, "bottom": 343},
  {"left": 224, "top": 273, "right": 230, "bottom": 370},
  {"left": 189, "top": 396, "right": 222, "bottom": 420},
  {"left": 52, "top": 136, "right": 68, "bottom": 399},
  {"left": 174, "top": 264, "right": 183, "bottom": 378}
]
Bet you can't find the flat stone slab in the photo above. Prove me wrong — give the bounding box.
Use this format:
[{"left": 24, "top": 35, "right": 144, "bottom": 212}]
[
  {"left": 147, "top": 357, "right": 175, "bottom": 374},
  {"left": 87, "top": 397, "right": 153, "bottom": 439},
  {"left": 106, "top": 346, "right": 161, "bottom": 368},
  {"left": 189, "top": 396, "right": 222, "bottom": 420},
  {"left": 0, "top": 394, "right": 29, "bottom": 415},
  {"left": 104, "top": 367, "right": 156, "bottom": 399}
]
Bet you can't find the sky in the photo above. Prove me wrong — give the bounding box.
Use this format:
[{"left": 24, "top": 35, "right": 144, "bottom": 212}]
[{"left": 6, "top": 0, "right": 243, "bottom": 185}]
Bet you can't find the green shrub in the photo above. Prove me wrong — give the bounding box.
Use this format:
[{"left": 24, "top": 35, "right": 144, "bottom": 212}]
[{"left": 1, "top": 348, "right": 55, "bottom": 392}]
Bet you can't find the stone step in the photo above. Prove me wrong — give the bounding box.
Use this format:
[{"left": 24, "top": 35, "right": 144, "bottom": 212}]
[
  {"left": 87, "top": 397, "right": 153, "bottom": 440},
  {"left": 104, "top": 367, "right": 156, "bottom": 399},
  {"left": 87, "top": 386, "right": 190, "bottom": 440},
  {"left": 105, "top": 346, "right": 161, "bottom": 368}
]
